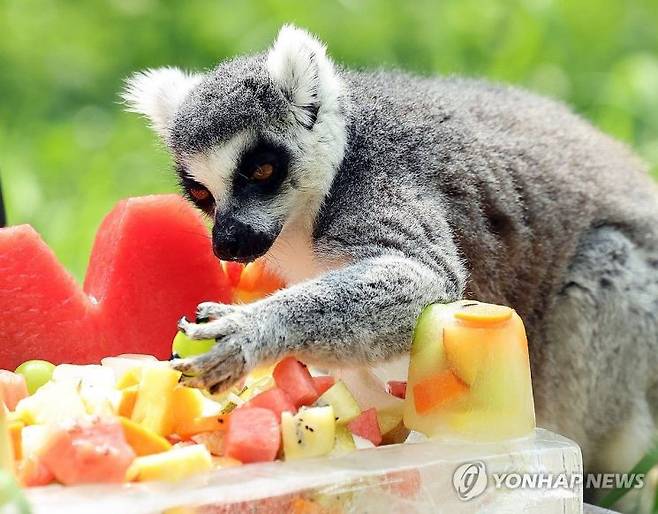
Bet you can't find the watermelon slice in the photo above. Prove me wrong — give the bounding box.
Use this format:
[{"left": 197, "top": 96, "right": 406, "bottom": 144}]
[
  {"left": 84, "top": 195, "right": 232, "bottom": 359},
  {"left": 0, "top": 195, "right": 232, "bottom": 368},
  {"left": 243, "top": 387, "right": 296, "bottom": 421},
  {"left": 347, "top": 408, "right": 382, "bottom": 446},
  {"left": 0, "top": 225, "right": 96, "bottom": 368},
  {"left": 273, "top": 357, "right": 319, "bottom": 408},
  {"left": 224, "top": 407, "right": 280, "bottom": 463},
  {"left": 40, "top": 417, "right": 136, "bottom": 485}
]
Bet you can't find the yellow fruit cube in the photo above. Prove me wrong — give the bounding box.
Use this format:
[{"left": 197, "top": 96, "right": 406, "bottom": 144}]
[
  {"left": 116, "top": 367, "right": 143, "bottom": 389},
  {"left": 126, "top": 444, "right": 212, "bottom": 482},
  {"left": 131, "top": 365, "right": 181, "bottom": 436}
]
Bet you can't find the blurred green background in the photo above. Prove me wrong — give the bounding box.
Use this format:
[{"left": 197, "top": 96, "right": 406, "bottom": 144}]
[{"left": 1, "top": 0, "right": 657, "bottom": 280}]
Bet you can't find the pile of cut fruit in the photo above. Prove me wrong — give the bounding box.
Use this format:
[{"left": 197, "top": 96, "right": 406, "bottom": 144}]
[
  {"left": 0, "top": 194, "right": 537, "bottom": 497},
  {"left": 0, "top": 350, "right": 407, "bottom": 487}
]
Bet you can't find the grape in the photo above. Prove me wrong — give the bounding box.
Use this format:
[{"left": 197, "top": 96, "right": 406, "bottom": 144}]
[
  {"left": 14, "top": 360, "right": 55, "bottom": 395},
  {"left": 172, "top": 332, "right": 215, "bottom": 359}
]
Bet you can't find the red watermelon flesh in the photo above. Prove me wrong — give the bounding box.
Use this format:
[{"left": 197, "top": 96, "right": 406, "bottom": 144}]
[
  {"left": 347, "top": 408, "right": 383, "bottom": 446},
  {"left": 386, "top": 380, "right": 407, "bottom": 399},
  {"left": 243, "top": 387, "right": 296, "bottom": 421},
  {"left": 0, "top": 195, "right": 231, "bottom": 369},
  {"left": 84, "top": 195, "right": 231, "bottom": 359},
  {"left": 312, "top": 376, "right": 335, "bottom": 396},
  {"left": 0, "top": 225, "right": 97, "bottom": 368},
  {"left": 40, "top": 417, "right": 136, "bottom": 485},
  {"left": 224, "top": 407, "right": 281, "bottom": 463},
  {"left": 273, "top": 357, "right": 319, "bottom": 408}
]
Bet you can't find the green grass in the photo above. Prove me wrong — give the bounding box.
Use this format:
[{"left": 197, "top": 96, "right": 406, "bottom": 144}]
[{"left": 1, "top": 0, "right": 657, "bottom": 279}]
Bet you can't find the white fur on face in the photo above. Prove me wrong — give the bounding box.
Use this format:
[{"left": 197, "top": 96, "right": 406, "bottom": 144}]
[
  {"left": 122, "top": 67, "right": 203, "bottom": 139},
  {"left": 183, "top": 130, "right": 255, "bottom": 204},
  {"left": 266, "top": 25, "right": 348, "bottom": 206}
]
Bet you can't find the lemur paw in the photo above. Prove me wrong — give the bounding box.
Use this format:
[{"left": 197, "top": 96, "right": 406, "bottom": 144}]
[
  {"left": 172, "top": 304, "right": 257, "bottom": 394},
  {"left": 194, "top": 301, "right": 234, "bottom": 323}
]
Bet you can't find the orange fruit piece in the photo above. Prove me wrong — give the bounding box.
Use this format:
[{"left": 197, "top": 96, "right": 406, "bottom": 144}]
[
  {"left": 454, "top": 302, "right": 513, "bottom": 326},
  {"left": 9, "top": 420, "right": 23, "bottom": 460},
  {"left": 176, "top": 415, "right": 227, "bottom": 439},
  {"left": 119, "top": 417, "right": 172, "bottom": 456},
  {"left": 118, "top": 386, "right": 138, "bottom": 418},
  {"left": 413, "top": 370, "right": 469, "bottom": 414}
]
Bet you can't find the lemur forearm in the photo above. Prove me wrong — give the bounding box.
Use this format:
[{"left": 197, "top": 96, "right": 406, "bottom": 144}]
[{"left": 250, "top": 253, "right": 465, "bottom": 366}]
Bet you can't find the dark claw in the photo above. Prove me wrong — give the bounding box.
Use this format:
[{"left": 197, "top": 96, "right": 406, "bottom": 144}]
[{"left": 169, "top": 353, "right": 179, "bottom": 361}]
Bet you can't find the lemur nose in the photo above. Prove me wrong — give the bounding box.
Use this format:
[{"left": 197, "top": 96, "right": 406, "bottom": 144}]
[{"left": 212, "top": 220, "right": 274, "bottom": 263}]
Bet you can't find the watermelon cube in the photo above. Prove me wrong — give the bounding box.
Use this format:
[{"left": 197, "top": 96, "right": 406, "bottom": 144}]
[
  {"left": 273, "top": 357, "right": 318, "bottom": 408},
  {"left": 40, "top": 417, "right": 136, "bottom": 485},
  {"left": 0, "top": 371, "right": 28, "bottom": 411},
  {"left": 224, "top": 407, "right": 280, "bottom": 463},
  {"left": 347, "top": 408, "right": 382, "bottom": 446},
  {"left": 312, "top": 376, "right": 335, "bottom": 396},
  {"left": 386, "top": 381, "right": 407, "bottom": 399},
  {"left": 244, "top": 387, "right": 296, "bottom": 421},
  {"left": 18, "top": 456, "right": 55, "bottom": 487}
]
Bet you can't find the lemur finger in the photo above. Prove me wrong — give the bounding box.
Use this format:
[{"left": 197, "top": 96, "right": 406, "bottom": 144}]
[
  {"left": 174, "top": 344, "right": 245, "bottom": 392},
  {"left": 177, "top": 316, "right": 235, "bottom": 340},
  {"left": 195, "top": 302, "right": 234, "bottom": 323},
  {"left": 171, "top": 357, "right": 197, "bottom": 376}
]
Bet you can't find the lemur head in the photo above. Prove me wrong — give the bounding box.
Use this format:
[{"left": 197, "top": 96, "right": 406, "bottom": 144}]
[{"left": 123, "top": 25, "right": 347, "bottom": 262}]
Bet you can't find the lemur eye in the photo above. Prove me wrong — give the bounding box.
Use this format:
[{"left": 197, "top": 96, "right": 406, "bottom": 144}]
[
  {"left": 189, "top": 187, "right": 211, "bottom": 201},
  {"left": 250, "top": 163, "right": 274, "bottom": 182}
]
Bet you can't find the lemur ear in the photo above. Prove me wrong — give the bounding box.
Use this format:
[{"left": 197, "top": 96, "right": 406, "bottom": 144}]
[
  {"left": 266, "top": 25, "right": 340, "bottom": 130},
  {"left": 122, "top": 67, "right": 203, "bottom": 139}
]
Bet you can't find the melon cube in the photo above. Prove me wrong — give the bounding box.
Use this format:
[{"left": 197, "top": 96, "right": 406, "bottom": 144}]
[
  {"left": 314, "top": 381, "right": 361, "bottom": 425},
  {"left": 131, "top": 365, "right": 181, "bottom": 436},
  {"left": 40, "top": 417, "right": 135, "bottom": 485},
  {"left": 281, "top": 405, "right": 336, "bottom": 460},
  {"left": 347, "top": 408, "right": 382, "bottom": 446},
  {"left": 330, "top": 425, "right": 356, "bottom": 456},
  {"left": 273, "top": 357, "right": 318, "bottom": 407},
  {"left": 224, "top": 407, "right": 280, "bottom": 463},
  {"left": 0, "top": 371, "right": 28, "bottom": 411},
  {"left": 243, "top": 387, "right": 296, "bottom": 421},
  {"left": 15, "top": 381, "right": 86, "bottom": 426},
  {"left": 126, "top": 444, "right": 212, "bottom": 482}
]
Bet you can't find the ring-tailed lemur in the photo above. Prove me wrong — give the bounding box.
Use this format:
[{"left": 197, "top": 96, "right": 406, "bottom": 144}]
[{"left": 124, "top": 25, "right": 658, "bottom": 475}]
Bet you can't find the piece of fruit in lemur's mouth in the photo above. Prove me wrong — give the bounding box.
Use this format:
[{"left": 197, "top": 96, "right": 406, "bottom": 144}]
[{"left": 403, "top": 300, "right": 536, "bottom": 441}]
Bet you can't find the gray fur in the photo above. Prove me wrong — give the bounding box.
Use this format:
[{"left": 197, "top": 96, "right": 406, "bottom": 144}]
[{"left": 128, "top": 28, "right": 658, "bottom": 481}]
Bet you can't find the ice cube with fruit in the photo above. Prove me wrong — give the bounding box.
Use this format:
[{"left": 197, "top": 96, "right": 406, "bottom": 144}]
[{"left": 403, "top": 300, "right": 536, "bottom": 440}]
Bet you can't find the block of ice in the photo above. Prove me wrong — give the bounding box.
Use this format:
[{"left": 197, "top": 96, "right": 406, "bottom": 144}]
[
  {"left": 404, "top": 301, "right": 536, "bottom": 441},
  {"left": 25, "top": 429, "right": 582, "bottom": 514}
]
